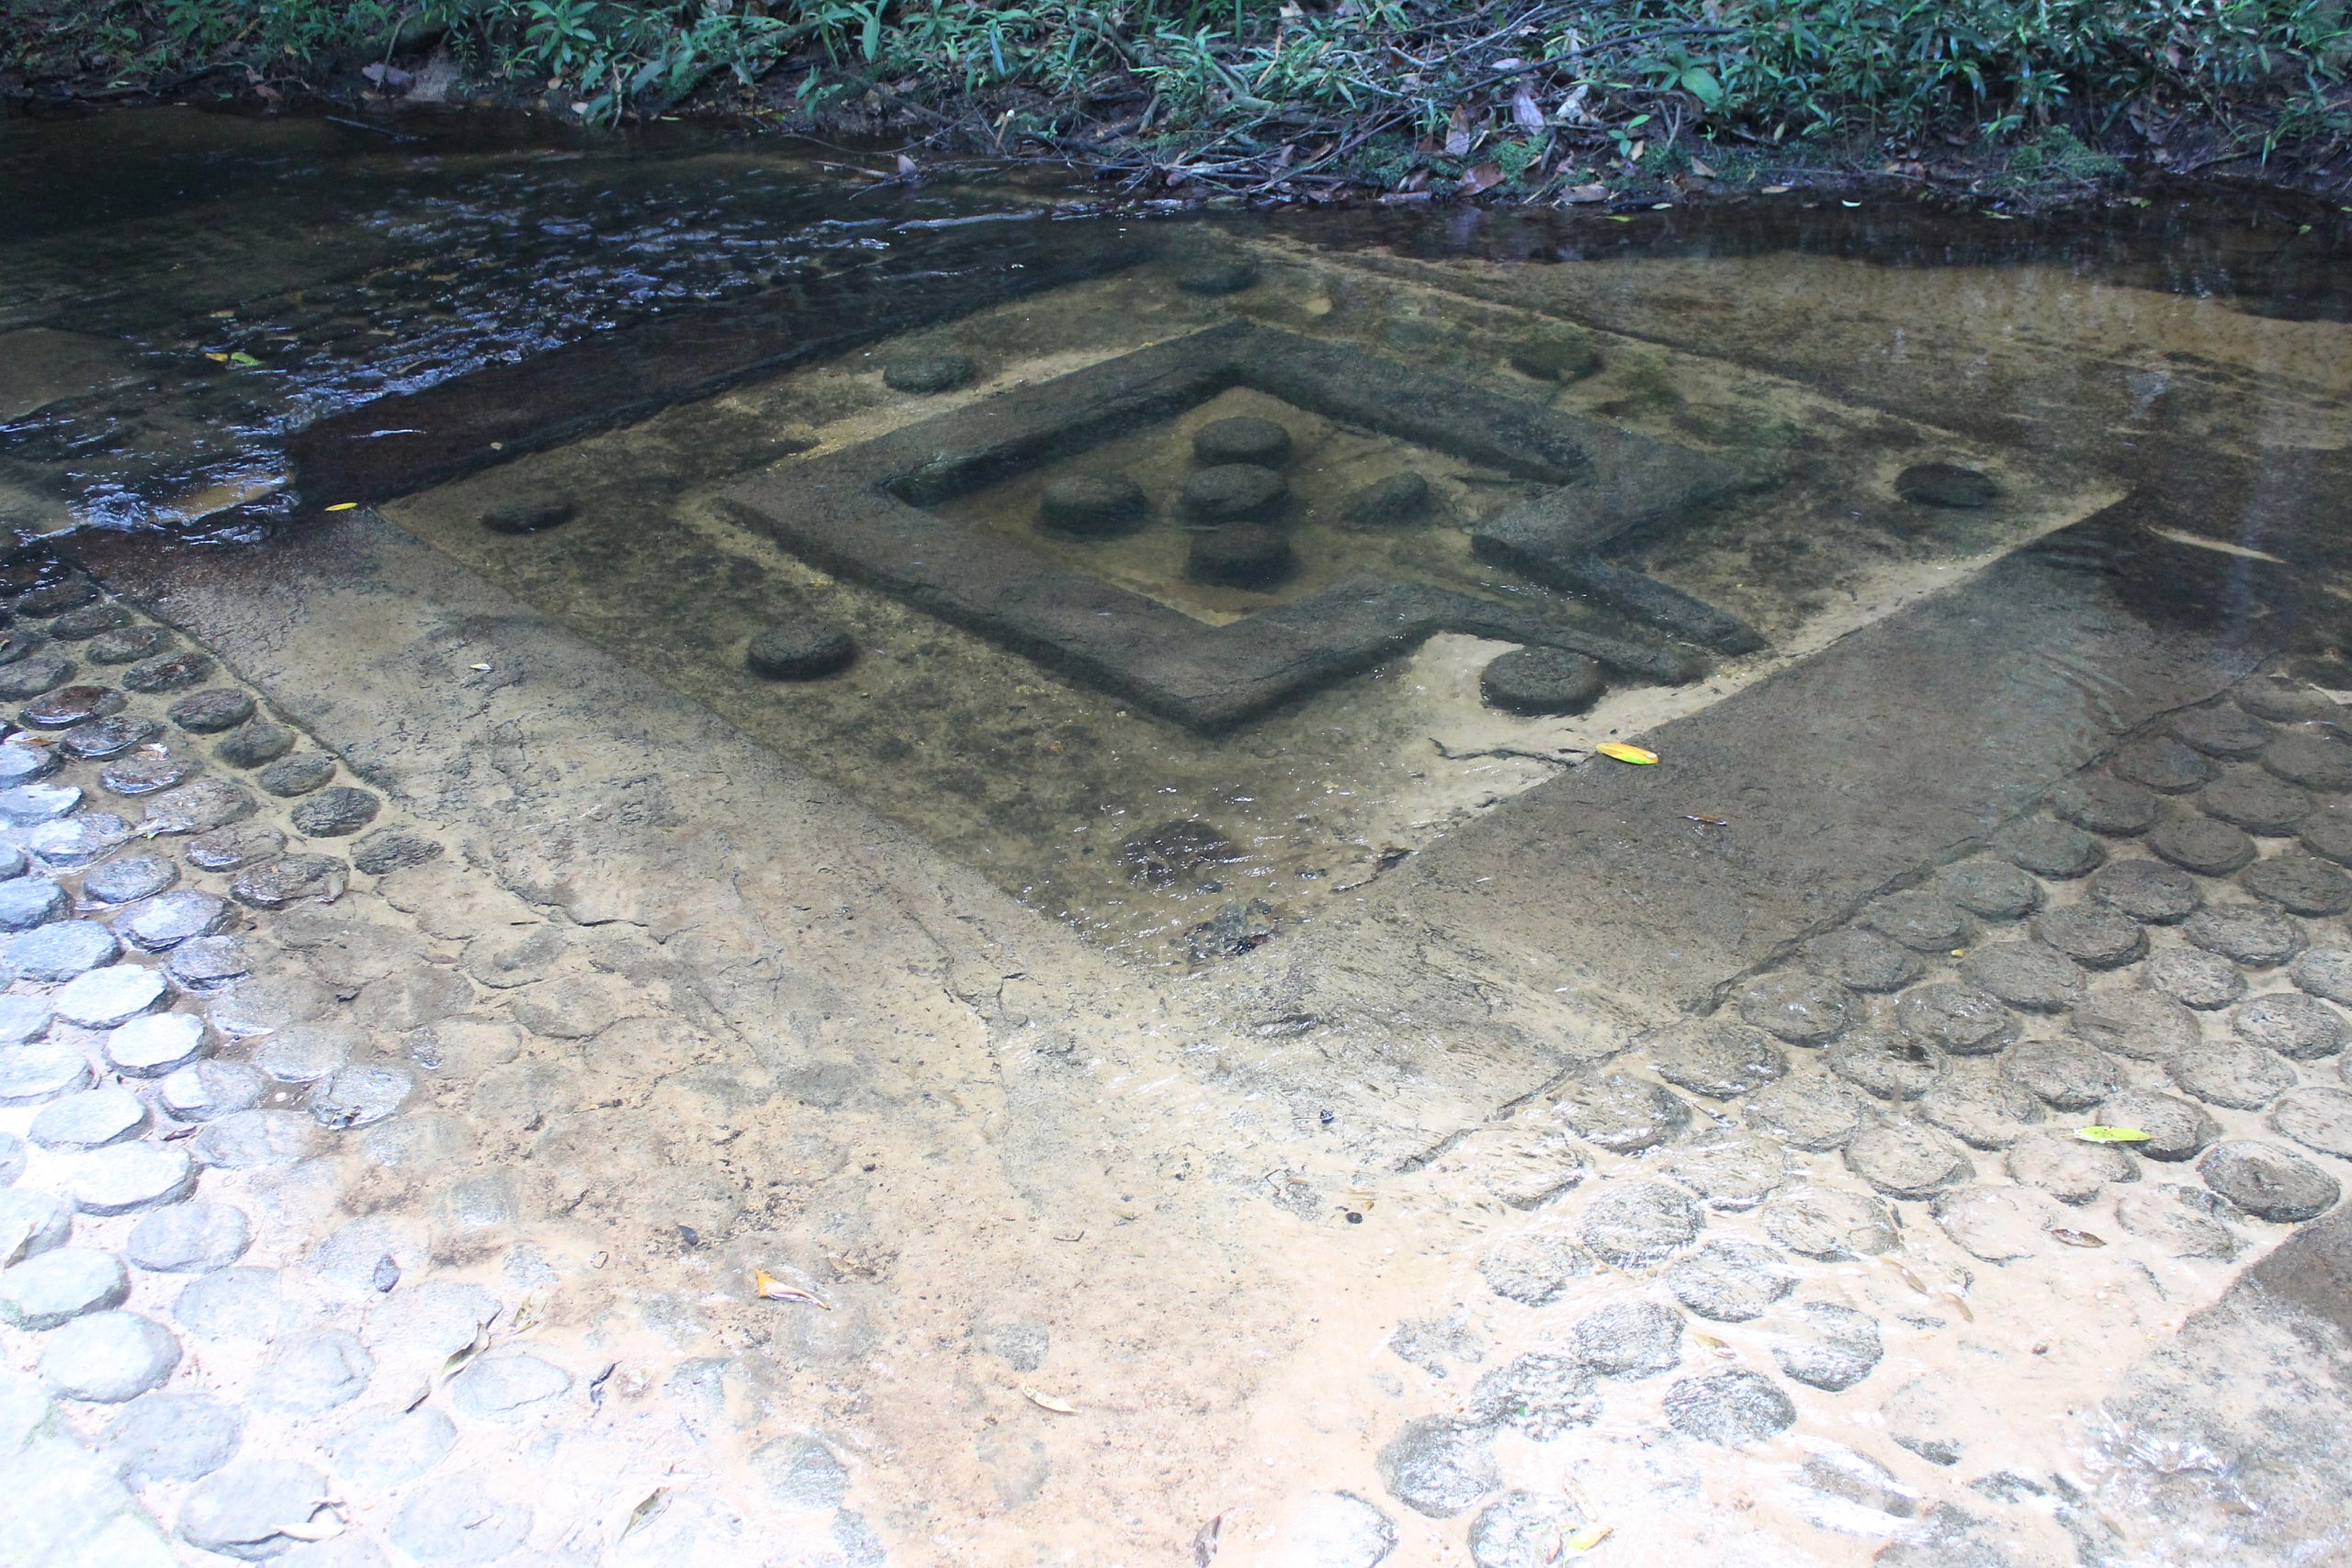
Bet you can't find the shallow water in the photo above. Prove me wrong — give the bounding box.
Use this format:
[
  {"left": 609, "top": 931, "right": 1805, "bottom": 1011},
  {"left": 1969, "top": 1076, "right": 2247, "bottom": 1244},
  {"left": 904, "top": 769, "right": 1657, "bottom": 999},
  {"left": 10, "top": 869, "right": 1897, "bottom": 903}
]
[{"left": 5, "top": 102, "right": 2352, "bottom": 1568}]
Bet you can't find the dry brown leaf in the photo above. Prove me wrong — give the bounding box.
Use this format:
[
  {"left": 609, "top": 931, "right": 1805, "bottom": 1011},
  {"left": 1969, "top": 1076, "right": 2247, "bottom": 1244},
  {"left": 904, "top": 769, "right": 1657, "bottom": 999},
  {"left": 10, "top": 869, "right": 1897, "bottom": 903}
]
[
  {"left": 1020, "top": 1382, "right": 1079, "bottom": 1415},
  {"left": 754, "top": 1268, "right": 832, "bottom": 1309},
  {"left": 1562, "top": 184, "right": 1611, "bottom": 203},
  {"left": 1512, "top": 85, "right": 1545, "bottom": 130}
]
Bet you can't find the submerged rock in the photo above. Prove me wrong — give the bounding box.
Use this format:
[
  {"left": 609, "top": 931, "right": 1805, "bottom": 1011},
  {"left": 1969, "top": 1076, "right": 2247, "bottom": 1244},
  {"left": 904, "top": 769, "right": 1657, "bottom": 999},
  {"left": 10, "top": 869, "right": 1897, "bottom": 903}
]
[
  {"left": 1895, "top": 463, "right": 1998, "bottom": 508},
  {"left": 745, "top": 622, "right": 856, "bottom": 681},
  {"left": 1121, "top": 819, "right": 1235, "bottom": 887},
  {"left": 1479, "top": 648, "right": 1604, "bottom": 716},
  {"left": 881, "top": 348, "right": 975, "bottom": 394},
  {"left": 1193, "top": 415, "right": 1292, "bottom": 468},
  {"left": 1186, "top": 525, "right": 1295, "bottom": 590},
  {"left": 1037, "top": 473, "right": 1146, "bottom": 536},
  {"left": 481, "top": 497, "right": 575, "bottom": 535}
]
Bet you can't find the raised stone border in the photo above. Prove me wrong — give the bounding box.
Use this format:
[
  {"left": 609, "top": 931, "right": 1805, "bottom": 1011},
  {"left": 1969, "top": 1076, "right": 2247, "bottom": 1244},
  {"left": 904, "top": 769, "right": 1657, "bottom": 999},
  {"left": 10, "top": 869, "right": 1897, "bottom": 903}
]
[{"left": 721, "top": 321, "right": 1756, "bottom": 732}]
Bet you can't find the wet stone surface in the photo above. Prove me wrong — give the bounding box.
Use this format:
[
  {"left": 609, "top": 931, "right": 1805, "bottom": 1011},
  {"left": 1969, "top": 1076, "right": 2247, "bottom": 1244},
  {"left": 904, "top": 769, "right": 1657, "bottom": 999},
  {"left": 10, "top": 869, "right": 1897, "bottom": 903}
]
[
  {"left": 81, "top": 852, "right": 177, "bottom": 906},
  {"left": 2002, "top": 1037, "right": 2121, "bottom": 1109},
  {"left": 2087, "top": 858, "right": 2201, "bottom": 923},
  {"left": 232, "top": 854, "right": 348, "bottom": 909},
  {"left": 2007, "top": 1129, "right": 2137, "bottom": 1203},
  {"left": 2240, "top": 853, "right": 2352, "bottom": 915},
  {"left": 1895, "top": 982, "right": 2018, "bottom": 1055},
  {"left": 1961, "top": 942, "right": 2084, "bottom": 1012},
  {"left": 1478, "top": 648, "right": 1605, "bottom": 716},
  {"left": 1467, "top": 1492, "right": 1580, "bottom": 1568},
  {"left": 1465, "top": 1354, "right": 1598, "bottom": 1439},
  {"left": 2174, "top": 705, "right": 2275, "bottom": 760},
  {"left": 165, "top": 689, "right": 255, "bottom": 734},
  {"left": 186, "top": 824, "right": 285, "bottom": 871},
  {"left": 1844, "top": 1121, "right": 1973, "bottom": 1199},
  {"left": 1375, "top": 1418, "right": 1498, "bottom": 1518},
  {"left": 122, "top": 651, "right": 212, "bottom": 694},
  {"left": 1663, "top": 1370, "right": 1796, "bottom": 1445},
  {"left": 1663, "top": 1240, "right": 1797, "bottom": 1322},
  {"left": 1742, "top": 1069, "right": 1871, "bottom": 1151},
  {"left": 2262, "top": 731, "right": 2352, "bottom": 791},
  {"left": 2269, "top": 1086, "right": 2352, "bottom": 1157},
  {"left": 20, "top": 684, "right": 123, "bottom": 729},
  {"left": 1646, "top": 1021, "right": 1788, "bottom": 1098},
  {"left": 1825, "top": 1032, "right": 1944, "bottom": 1100},
  {"left": 1800, "top": 928, "right": 1923, "bottom": 992},
  {"left": 213, "top": 720, "right": 294, "bottom": 770},
  {"left": 2148, "top": 948, "right": 2249, "bottom": 1010},
  {"left": 1937, "top": 859, "right": 2043, "bottom": 921},
  {"left": 256, "top": 754, "right": 336, "bottom": 796},
  {"left": 1037, "top": 472, "right": 1147, "bottom": 536},
  {"left": 2148, "top": 816, "right": 2257, "bottom": 875},
  {"left": 2032, "top": 903, "right": 2147, "bottom": 969},
  {"left": 98, "top": 753, "right": 190, "bottom": 795},
  {"left": 2112, "top": 736, "right": 2216, "bottom": 794},
  {"left": 2202, "top": 771, "right": 2313, "bottom": 835},
  {"left": 120, "top": 889, "right": 231, "bottom": 951},
  {"left": 1917, "top": 1066, "right": 2044, "bottom": 1149},
  {"left": 1549, "top": 1073, "right": 1690, "bottom": 1152},
  {"left": 1768, "top": 1303, "right": 1883, "bottom": 1391},
  {"left": 2097, "top": 1089, "right": 2220, "bottom": 1162},
  {"left": 1860, "top": 891, "right": 1971, "bottom": 953},
  {"left": 1567, "top": 1301, "right": 1684, "bottom": 1378},
  {"left": 61, "top": 716, "right": 159, "bottom": 760},
  {"left": 2168, "top": 1039, "right": 2301, "bottom": 1109},
  {"left": 2186, "top": 903, "right": 2304, "bottom": 967},
  {"left": 2051, "top": 775, "right": 2159, "bottom": 837},
  {"left": 1477, "top": 1226, "right": 1594, "bottom": 1306},
  {"left": 2232, "top": 991, "right": 2345, "bottom": 1059},
  {"left": 2002, "top": 818, "right": 2104, "bottom": 879},
  {"left": 2199, "top": 1138, "right": 2341, "bottom": 1221},
  {"left": 1736, "top": 973, "right": 1851, "bottom": 1043},
  {"left": 746, "top": 621, "right": 856, "bottom": 681},
  {"left": 1577, "top": 1182, "right": 1702, "bottom": 1267}
]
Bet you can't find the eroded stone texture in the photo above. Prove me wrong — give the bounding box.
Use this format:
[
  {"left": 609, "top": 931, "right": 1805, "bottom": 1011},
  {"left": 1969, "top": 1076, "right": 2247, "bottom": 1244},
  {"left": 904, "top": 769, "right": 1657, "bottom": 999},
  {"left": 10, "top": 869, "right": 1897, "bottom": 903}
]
[
  {"left": 2071, "top": 987, "right": 2200, "bottom": 1060},
  {"left": 1646, "top": 1022, "right": 1786, "bottom": 1098},
  {"left": 2001, "top": 1038, "right": 2121, "bottom": 1110},
  {"left": 1760, "top": 1186, "right": 1896, "bottom": 1260},
  {"left": 2007, "top": 1130, "right": 2137, "bottom": 1203},
  {"left": 2149, "top": 817, "right": 2257, "bottom": 875},
  {"left": 1826, "top": 1032, "right": 1943, "bottom": 1101},
  {"left": 1567, "top": 1301, "right": 1684, "bottom": 1378},
  {"left": 1937, "top": 859, "right": 2043, "bottom": 921},
  {"left": 2169, "top": 1040, "right": 2301, "bottom": 1110},
  {"left": 1962, "top": 942, "right": 2084, "bottom": 1012},
  {"left": 1917, "top": 1066, "right": 2044, "bottom": 1149},
  {"left": 2032, "top": 904, "right": 2148, "bottom": 969},
  {"left": 2174, "top": 705, "right": 2273, "bottom": 760},
  {"left": 1844, "top": 1122, "right": 1972, "bottom": 1199},
  {"left": 1894, "top": 983, "right": 2016, "bottom": 1055},
  {"left": 1548, "top": 1073, "right": 1689, "bottom": 1153},
  {"left": 1665, "top": 1370, "right": 1796, "bottom": 1443},
  {"left": 2001, "top": 818, "right": 2103, "bottom": 879},
  {"left": 1577, "top": 1182, "right": 1701, "bottom": 1267},
  {"left": 2051, "top": 775, "right": 2157, "bottom": 837},
  {"left": 2087, "top": 859, "right": 2200, "bottom": 924},
  {"left": 1374, "top": 1418, "right": 1497, "bottom": 1518},
  {"left": 2199, "top": 1139, "right": 2340, "bottom": 1221},
  {"left": 1742, "top": 1071, "right": 1869, "bottom": 1151},
  {"left": 1736, "top": 973, "right": 1851, "bottom": 1044},
  {"left": 2096, "top": 1090, "right": 2220, "bottom": 1162},
  {"left": 1800, "top": 929, "right": 1922, "bottom": 992},
  {"left": 2233, "top": 992, "right": 2345, "bottom": 1060},
  {"left": 1768, "top": 1303, "right": 1883, "bottom": 1392},
  {"left": 2185, "top": 903, "right": 2304, "bottom": 967},
  {"left": 2148, "top": 948, "right": 2249, "bottom": 1010},
  {"left": 1465, "top": 1355, "right": 1598, "bottom": 1440},
  {"left": 1663, "top": 1240, "right": 1796, "bottom": 1323},
  {"left": 2241, "top": 854, "right": 2352, "bottom": 916},
  {"left": 2200, "top": 773, "right": 2312, "bottom": 835}
]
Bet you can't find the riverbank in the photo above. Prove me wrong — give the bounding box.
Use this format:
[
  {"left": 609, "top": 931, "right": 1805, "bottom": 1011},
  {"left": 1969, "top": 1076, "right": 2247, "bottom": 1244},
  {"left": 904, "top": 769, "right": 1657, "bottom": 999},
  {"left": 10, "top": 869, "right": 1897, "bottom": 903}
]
[{"left": 5, "top": 1, "right": 2348, "bottom": 206}]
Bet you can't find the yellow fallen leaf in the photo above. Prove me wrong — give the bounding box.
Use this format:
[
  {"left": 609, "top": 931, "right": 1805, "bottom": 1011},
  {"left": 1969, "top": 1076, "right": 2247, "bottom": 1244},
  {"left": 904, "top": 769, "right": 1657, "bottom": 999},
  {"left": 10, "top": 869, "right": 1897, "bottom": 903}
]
[
  {"left": 204, "top": 353, "right": 231, "bottom": 363},
  {"left": 1567, "top": 1523, "right": 1612, "bottom": 1551},
  {"left": 1595, "top": 743, "right": 1657, "bottom": 765},
  {"left": 1020, "top": 1382, "right": 1078, "bottom": 1414},
  {"left": 753, "top": 1269, "right": 831, "bottom": 1309},
  {"left": 2075, "top": 1125, "right": 2150, "bottom": 1143},
  {"left": 324, "top": 502, "right": 359, "bottom": 512}
]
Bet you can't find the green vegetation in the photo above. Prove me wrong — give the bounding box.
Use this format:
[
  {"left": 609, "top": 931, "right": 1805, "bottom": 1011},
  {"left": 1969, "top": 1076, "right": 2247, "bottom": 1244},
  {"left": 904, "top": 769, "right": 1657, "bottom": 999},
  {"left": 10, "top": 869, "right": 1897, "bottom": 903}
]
[{"left": 6, "top": 1, "right": 2346, "bottom": 192}]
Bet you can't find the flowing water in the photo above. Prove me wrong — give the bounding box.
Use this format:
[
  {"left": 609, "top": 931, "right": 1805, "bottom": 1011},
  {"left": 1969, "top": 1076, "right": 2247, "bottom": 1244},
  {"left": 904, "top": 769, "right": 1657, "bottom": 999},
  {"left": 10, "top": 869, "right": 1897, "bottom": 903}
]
[{"left": 4, "top": 101, "right": 2352, "bottom": 1568}]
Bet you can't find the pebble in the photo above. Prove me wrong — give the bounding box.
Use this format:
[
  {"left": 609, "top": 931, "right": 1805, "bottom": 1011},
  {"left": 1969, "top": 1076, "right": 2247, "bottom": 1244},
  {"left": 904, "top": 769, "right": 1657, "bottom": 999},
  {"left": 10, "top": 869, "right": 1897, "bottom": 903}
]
[
  {"left": 254, "top": 1329, "right": 373, "bottom": 1414},
  {"left": 1577, "top": 1181, "right": 1702, "bottom": 1267},
  {"left": 0, "top": 993, "right": 51, "bottom": 1043},
  {"left": 2199, "top": 1138, "right": 2340, "bottom": 1221},
  {"left": 176, "top": 1459, "right": 330, "bottom": 1559},
  {"left": 1658, "top": 1128, "right": 1788, "bottom": 1212},
  {"left": 2148, "top": 815, "right": 2257, "bottom": 874},
  {"left": 2301, "top": 803, "right": 2352, "bottom": 865},
  {"left": 164, "top": 689, "right": 254, "bottom": 735},
  {"left": 122, "top": 651, "right": 211, "bottom": 694},
  {"left": 253, "top": 1025, "right": 353, "bottom": 1084},
  {"left": 751, "top": 1431, "right": 851, "bottom": 1511},
  {"left": 1736, "top": 972, "right": 1851, "bottom": 1043},
  {"left": 1477, "top": 1226, "right": 1594, "bottom": 1306},
  {"left": 1036, "top": 473, "right": 1147, "bottom": 536},
  {"left": 1344, "top": 470, "right": 1433, "bottom": 525},
  {"left": 1932, "top": 1185, "right": 2059, "bottom": 1262},
  {"left": 256, "top": 755, "right": 335, "bottom": 797},
  {"left": 1664, "top": 1240, "right": 1796, "bottom": 1322},
  {"left": 1185, "top": 525, "right": 1295, "bottom": 589},
  {"left": 212, "top": 720, "right": 293, "bottom": 769},
  {"left": 167, "top": 935, "right": 249, "bottom": 989},
  {"left": 2147, "top": 947, "right": 2248, "bottom": 1010},
  {"left": 1193, "top": 415, "right": 1294, "bottom": 468},
  {"left": 125, "top": 1201, "right": 252, "bottom": 1274},
  {"left": 2269, "top": 1087, "right": 2352, "bottom": 1158},
  {"left": 1549, "top": 1073, "right": 1689, "bottom": 1152},
  {"left": 172, "top": 1268, "right": 284, "bottom": 1343},
  {"left": 2032, "top": 903, "right": 2147, "bottom": 969},
  {"left": 449, "top": 1348, "right": 571, "bottom": 1421},
  {"left": 80, "top": 853, "right": 177, "bottom": 906},
  {"left": 2264, "top": 732, "right": 2352, "bottom": 792},
  {"left": 288, "top": 787, "right": 379, "bottom": 839},
  {"left": 2007, "top": 1128, "right": 2137, "bottom": 1202},
  {"left": 0, "top": 781, "right": 80, "bottom": 824},
  {"left": 1510, "top": 328, "right": 1601, "bottom": 382},
  {"left": 0, "top": 738, "right": 57, "bottom": 786},
  {"left": 1181, "top": 463, "right": 1289, "bottom": 523},
  {"left": 745, "top": 622, "right": 856, "bottom": 681},
  {"left": 1844, "top": 1121, "right": 1972, "bottom": 1198},
  {"left": 1937, "top": 859, "right": 2043, "bottom": 921},
  {"left": 480, "top": 497, "right": 574, "bottom": 535},
  {"left": 2241, "top": 853, "right": 2352, "bottom": 915},
  {"left": 1664, "top": 1369, "right": 1797, "bottom": 1444},
  {"left": 0, "top": 1042, "right": 93, "bottom": 1104},
  {"left": 2095, "top": 1089, "right": 2219, "bottom": 1161},
  {"left": 66, "top": 1140, "right": 196, "bottom": 1214},
  {"left": 192, "top": 1110, "right": 317, "bottom": 1170},
  {"left": 1467, "top": 1492, "right": 1581, "bottom": 1568},
  {"left": 1466, "top": 1355, "right": 1599, "bottom": 1440},
  {"left": 1825, "top": 1032, "right": 1944, "bottom": 1100},
  {"left": 20, "top": 684, "right": 122, "bottom": 728},
  {"left": 1800, "top": 929, "right": 1922, "bottom": 992},
  {"left": 1567, "top": 1301, "right": 1685, "bottom": 1378},
  {"left": 28, "top": 811, "right": 131, "bottom": 868},
  {"left": 185, "top": 824, "right": 284, "bottom": 871},
  {"left": 1894, "top": 981, "right": 2017, "bottom": 1055},
  {"left": 0, "top": 874, "right": 66, "bottom": 931},
  {"left": 40, "top": 1311, "right": 181, "bottom": 1402},
  {"left": 88, "top": 626, "right": 165, "bottom": 664},
  {"left": 62, "top": 716, "right": 159, "bottom": 761},
  {"left": 2051, "top": 775, "right": 2158, "bottom": 836},
  {"left": 2186, "top": 902, "right": 2303, "bottom": 966},
  {"left": 157, "top": 1061, "right": 264, "bottom": 1122},
  {"left": 1760, "top": 1184, "right": 1897, "bottom": 1259},
  {"left": 2115, "top": 1185, "right": 2240, "bottom": 1258},
  {"left": 308, "top": 1065, "right": 413, "bottom": 1130},
  {"left": 2070, "top": 987, "right": 2199, "bottom": 1059},
  {"left": 231, "top": 855, "right": 347, "bottom": 909},
  {"left": 2169, "top": 1039, "right": 2301, "bottom": 1110},
  {"left": 1478, "top": 648, "right": 1604, "bottom": 716},
  {"left": 326, "top": 1406, "right": 456, "bottom": 1488},
  {"left": 1916, "top": 1066, "right": 2043, "bottom": 1148},
  {"left": 1742, "top": 1070, "right": 1869, "bottom": 1150},
  {"left": 46, "top": 604, "right": 129, "bottom": 640},
  {"left": 98, "top": 753, "right": 190, "bottom": 795},
  {"left": 120, "top": 889, "right": 232, "bottom": 953},
  {"left": 880, "top": 348, "right": 975, "bottom": 393},
  {"left": 1962, "top": 942, "right": 2083, "bottom": 1012},
  {"left": 0, "top": 653, "right": 73, "bottom": 701},
  {"left": 99, "top": 1391, "right": 243, "bottom": 1486},
  {"left": 2001, "top": 818, "right": 2104, "bottom": 878},
  {"left": 2087, "top": 859, "right": 2200, "bottom": 923},
  {"left": 2111, "top": 736, "right": 2216, "bottom": 794},
  {"left": 2295, "top": 954, "right": 2352, "bottom": 1015},
  {"left": 1860, "top": 891, "right": 1971, "bottom": 953},
  {"left": 54, "top": 964, "right": 165, "bottom": 1030},
  {"left": 15, "top": 581, "right": 96, "bottom": 616},
  {"left": 2001, "top": 1037, "right": 2120, "bottom": 1109},
  {"left": 1646, "top": 1021, "right": 1787, "bottom": 1099},
  {"left": 2201, "top": 771, "right": 2312, "bottom": 834},
  {"left": 2175, "top": 705, "right": 2274, "bottom": 759},
  {"left": 350, "top": 829, "right": 440, "bottom": 876},
  {"left": 1768, "top": 1302, "right": 1883, "bottom": 1391},
  {"left": 0, "top": 1188, "right": 71, "bottom": 1258},
  {"left": 140, "top": 777, "right": 255, "bottom": 837},
  {"left": 2233, "top": 992, "right": 2344, "bottom": 1059},
  {"left": 0, "top": 1247, "right": 129, "bottom": 1328},
  {"left": 29, "top": 1086, "right": 147, "bottom": 1150}
]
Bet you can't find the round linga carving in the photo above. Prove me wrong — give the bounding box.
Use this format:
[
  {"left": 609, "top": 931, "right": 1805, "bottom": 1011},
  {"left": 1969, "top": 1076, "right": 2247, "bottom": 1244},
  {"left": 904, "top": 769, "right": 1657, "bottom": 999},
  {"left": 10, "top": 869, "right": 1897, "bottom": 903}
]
[{"left": 745, "top": 622, "right": 856, "bottom": 681}]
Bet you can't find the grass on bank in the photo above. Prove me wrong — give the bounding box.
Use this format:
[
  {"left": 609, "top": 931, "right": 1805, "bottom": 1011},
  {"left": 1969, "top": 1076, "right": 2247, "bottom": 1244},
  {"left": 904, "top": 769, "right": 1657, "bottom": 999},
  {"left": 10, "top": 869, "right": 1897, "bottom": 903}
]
[{"left": 6, "top": 1, "right": 2348, "bottom": 194}]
